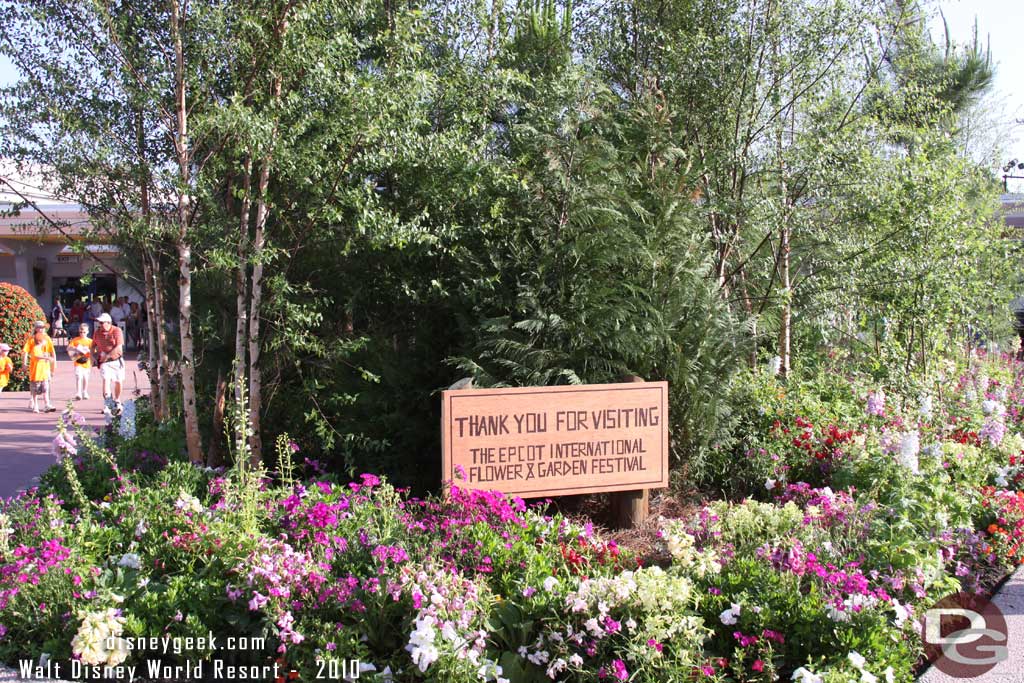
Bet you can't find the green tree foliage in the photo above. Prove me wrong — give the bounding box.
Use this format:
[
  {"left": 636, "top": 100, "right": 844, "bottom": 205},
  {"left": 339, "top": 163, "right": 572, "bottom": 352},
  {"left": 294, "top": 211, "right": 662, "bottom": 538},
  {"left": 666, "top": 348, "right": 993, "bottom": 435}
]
[{"left": 0, "top": 0, "right": 1013, "bottom": 489}]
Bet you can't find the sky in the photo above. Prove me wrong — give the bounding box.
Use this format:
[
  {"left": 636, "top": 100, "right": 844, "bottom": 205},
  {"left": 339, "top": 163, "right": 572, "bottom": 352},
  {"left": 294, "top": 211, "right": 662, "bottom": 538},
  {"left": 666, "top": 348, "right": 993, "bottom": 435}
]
[
  {"left": 0, "top": 2, "right": 1022, "bottom": 190},
  {"left": 937, "top": 0, "right": 1024, "bottom": 191}
]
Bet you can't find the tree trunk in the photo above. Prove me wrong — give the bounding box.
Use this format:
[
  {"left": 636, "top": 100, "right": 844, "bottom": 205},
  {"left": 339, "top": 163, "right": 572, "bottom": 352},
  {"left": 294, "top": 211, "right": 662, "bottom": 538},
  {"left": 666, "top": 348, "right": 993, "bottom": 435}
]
[
  {"left": 170, "top": 0, "right": 203, "bottom": 463},
  {"left": 207, "top": 369, "right": 228, "bottom": 467},
  {"left": 135, "top": 108, "right": 164, "bottom": 421},
  {"left": 775, "top": 27, "right": 792, "bottom": 379},
  {"left": 150, "top": 252, "right": 171, "bottom": 420},
  {"left": 141, "top": 252, "right": 162, "bottom": 421},
  {"left": 235, "top": 155, "right": 253, "bottom": 399},
  {"left": 247, "top": 153, "right": 272, "bottom": 466},
  {"left": 778, "top": 222, "right": 791, "bottom": 377},
  {"left": 246, "top": 71, "right": 283, "bottom": 466}
]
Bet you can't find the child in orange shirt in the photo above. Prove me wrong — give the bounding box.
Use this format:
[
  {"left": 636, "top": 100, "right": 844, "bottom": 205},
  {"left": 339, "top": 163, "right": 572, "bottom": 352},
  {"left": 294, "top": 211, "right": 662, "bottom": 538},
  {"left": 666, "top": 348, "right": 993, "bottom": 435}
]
[
  {"left": 22, "top": 322, "right": 56, "bottom": 412},
  {"left": 0, "top": 343, "right": 12, "bottom": 392},
  {"left": 68, "top": 323, "right": 94, "bottom": 400}
]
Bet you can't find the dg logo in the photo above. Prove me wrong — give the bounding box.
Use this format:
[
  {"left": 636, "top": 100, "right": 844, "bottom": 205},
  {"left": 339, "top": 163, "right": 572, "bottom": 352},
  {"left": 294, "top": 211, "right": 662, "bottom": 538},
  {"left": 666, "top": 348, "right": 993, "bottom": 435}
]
[{"left": 922, "top": 592, "right": 1009, "bottom": 678}]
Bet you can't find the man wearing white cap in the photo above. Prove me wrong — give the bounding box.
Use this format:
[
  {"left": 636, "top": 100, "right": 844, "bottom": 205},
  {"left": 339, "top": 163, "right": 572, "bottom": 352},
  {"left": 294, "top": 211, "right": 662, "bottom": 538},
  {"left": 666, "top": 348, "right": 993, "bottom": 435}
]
[{"left": 93, "top": 312, "right": 125, "bottom": 415}]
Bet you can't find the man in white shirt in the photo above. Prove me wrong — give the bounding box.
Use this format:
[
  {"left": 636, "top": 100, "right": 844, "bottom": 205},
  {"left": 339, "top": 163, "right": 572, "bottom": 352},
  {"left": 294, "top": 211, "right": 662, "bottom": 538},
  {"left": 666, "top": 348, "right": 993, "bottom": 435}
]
[{"left": 110, "top": 300, "right": 127, "bottom": 325}]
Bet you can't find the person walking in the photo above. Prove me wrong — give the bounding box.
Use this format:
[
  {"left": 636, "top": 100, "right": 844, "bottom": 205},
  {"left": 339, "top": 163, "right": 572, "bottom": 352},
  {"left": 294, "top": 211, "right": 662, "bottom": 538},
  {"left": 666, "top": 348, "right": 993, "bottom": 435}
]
[
  {"left": 50, "top": 298, "right": 68, "bottom": 344},
  {"left": 68, "top": 323, "right": 94, "bottom": 400},
  {"left": 93, "top": 313, "right": 125, "bottom": 415},
  {"left": 127, "top": 301, "right": 142, "bottom": 350},
  {"left": 21, "top": 321, "right": 56, "bottom": 413},
  {"left": 0, "top": 343, "right": 12, "bottom": 392}
]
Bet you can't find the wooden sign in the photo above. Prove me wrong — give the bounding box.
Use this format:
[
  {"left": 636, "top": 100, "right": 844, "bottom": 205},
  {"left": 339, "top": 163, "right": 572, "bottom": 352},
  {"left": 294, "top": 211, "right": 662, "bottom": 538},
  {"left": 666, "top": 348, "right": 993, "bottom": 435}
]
[{"left": 441, "top": 382, "right": 669, "bottom": 497}]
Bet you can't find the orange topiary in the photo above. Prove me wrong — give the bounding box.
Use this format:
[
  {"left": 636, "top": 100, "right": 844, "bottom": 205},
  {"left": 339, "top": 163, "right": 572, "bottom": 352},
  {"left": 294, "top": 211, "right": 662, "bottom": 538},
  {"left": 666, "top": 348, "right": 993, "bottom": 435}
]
[{"left": 0, "top": 282, "right": 46, "bottom": 390}]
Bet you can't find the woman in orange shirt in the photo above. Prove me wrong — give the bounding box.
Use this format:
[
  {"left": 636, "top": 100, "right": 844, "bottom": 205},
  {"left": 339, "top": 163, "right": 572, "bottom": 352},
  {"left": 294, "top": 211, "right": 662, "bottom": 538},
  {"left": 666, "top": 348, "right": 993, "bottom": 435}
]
[{"left": 21, "top": 322, "right": 56, "bottom": 412}]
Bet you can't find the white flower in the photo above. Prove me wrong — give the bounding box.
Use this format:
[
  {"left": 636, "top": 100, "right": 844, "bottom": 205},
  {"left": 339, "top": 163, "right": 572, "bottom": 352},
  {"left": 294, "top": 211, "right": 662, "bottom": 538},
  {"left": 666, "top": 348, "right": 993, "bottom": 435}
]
[
  {"left": 791, "top": 667, "right": 823, "bottom": 683},
  {"left": 117, "top": 552, "right": 141, "bottom": 570},
  {"left": 848, "top": 651, "right": 867, "bottom": 670},
  {"left": 406, "top": 615, "right": 439, "bottom": 672},
  {"left": 919, "top": 394, "right": 933, "bottom": 418},
  {"left": 898, "top": 431, "right": 920, "bottom": 474},
  {"left": 546, "top": 658, "right": 568, "bottom": 679},
  {"left": 568, "top": 654, "right": 583, "bottom": 668},
  {"left": 982, "top": 400, "right": 1004, "bottom": 416},
  {"left": 769, "top": 356, "right": 782, "bottom": 375},
  {"left": 543, "top": 576, "right": 559, "bottom": 592},
  {"left": 892, "top": 599, "right": 910, "bottom": 628},
  {"left": 765, "top": 478, "right": 777, "bottom": 491},
  {"left": 861, "top": 672, "right": 878, "bottom": 683},
  {"left": 883, "top": 667, "right": 894, "bottom": 683},
  {"left": 174, "top": 491, "right": 203, "bottom": 515},
  {"left": 720, "top": 602, "right": 741, "bottom": 625},
  {"left": 995, "top": 467, "right": 1010, "bottom": 488},
  {"left": 71, "top": 609, "right": 128, "bottom": 667}
]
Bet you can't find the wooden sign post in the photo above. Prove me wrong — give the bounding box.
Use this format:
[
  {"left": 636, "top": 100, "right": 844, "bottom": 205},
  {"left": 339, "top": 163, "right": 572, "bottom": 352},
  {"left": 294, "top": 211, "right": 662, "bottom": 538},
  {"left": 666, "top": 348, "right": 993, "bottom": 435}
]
[{"left": 441, "top": 381, "right": 669, "bottom": 527}]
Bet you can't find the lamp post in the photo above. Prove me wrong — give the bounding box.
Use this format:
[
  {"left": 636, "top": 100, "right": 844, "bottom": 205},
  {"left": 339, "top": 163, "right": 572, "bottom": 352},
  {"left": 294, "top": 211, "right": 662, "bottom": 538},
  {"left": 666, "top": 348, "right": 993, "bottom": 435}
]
[{"left": 1003, "top": 159, "right": 1024, "bottom": 192}]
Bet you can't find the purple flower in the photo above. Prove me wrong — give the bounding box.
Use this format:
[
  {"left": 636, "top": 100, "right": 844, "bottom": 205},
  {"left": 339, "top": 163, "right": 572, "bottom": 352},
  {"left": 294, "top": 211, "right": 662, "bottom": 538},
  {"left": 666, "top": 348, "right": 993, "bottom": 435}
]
[
  {"left": 866, "top": 390, "right": 886, "bottom": 416},
  {"left": 980, "top": 419, "right": 1006, "bottom": 447}
]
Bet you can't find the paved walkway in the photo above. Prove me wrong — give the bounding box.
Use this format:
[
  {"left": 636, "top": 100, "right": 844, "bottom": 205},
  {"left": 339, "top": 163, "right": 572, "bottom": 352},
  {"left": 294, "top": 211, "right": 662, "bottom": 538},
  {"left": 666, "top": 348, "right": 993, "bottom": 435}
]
[
  {"left": 0, "top": 351, "right": 149, "bottom": 499},
  {"left": 917, "top": 563, "right": 1024, "bottom": 682}
]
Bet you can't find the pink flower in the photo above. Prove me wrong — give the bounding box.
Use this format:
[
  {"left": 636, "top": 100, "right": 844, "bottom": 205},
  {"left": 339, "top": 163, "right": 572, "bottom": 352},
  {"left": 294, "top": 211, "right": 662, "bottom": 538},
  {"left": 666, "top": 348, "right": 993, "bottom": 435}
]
[
  {"left": 647, "top": 638, "right": 663, "bottom": 653},
  {"left": 611, "top": 659, "right": 628, "bottom": 680},
  {"left": 752, "top": 660, "right": 764, "bottom": 672}
]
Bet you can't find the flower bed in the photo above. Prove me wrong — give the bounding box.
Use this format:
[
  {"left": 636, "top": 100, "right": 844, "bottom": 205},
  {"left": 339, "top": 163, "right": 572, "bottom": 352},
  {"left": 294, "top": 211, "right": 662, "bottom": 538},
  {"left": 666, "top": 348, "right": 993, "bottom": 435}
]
[{"left": 2, "top": 352, "right": 1023, "bottom": 682}]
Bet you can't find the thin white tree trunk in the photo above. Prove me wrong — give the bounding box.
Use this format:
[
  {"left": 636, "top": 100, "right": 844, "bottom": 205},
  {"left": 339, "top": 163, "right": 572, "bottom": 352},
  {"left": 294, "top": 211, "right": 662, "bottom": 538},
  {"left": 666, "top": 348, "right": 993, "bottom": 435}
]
[
  {"left": 170, "top": 0, "right": 202, "bottom": 463},
  {"left": 247, "top": 153, "right": 272, "bottom": 466},
  {"left": 235, "top": 155, "right": 253, "bottom": 401},
  {"left": 150, "top": 252, "right": 171, "bottom": 420},
  {"left": 136, "top": 108, "right": 165, "bottom": 420},
  {"left": 141, "top": 253, "right": 162, "bottom": 421},
  {"left": 247, "top": 70, "right": 283, "bottom": 466}
]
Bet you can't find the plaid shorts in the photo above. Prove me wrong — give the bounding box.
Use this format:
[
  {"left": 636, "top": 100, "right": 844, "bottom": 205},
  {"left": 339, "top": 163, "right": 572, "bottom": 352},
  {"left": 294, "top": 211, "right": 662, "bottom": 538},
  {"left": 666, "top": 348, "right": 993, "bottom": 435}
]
[{"left": 30, "top": 380, "right": 50, "bottom": 396}]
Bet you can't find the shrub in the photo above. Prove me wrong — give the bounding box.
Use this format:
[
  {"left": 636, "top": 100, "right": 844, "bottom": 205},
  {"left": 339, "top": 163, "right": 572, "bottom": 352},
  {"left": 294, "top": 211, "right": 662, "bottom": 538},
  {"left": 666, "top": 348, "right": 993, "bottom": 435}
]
[{"left": 0, "top": 282, "right": 46, "bottom": 390}]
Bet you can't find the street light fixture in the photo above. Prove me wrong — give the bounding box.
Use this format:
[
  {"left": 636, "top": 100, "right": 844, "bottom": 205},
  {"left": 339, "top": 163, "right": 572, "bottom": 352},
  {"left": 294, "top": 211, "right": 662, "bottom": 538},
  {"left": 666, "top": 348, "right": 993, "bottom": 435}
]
[{"left": 1003, "top": 159, "right": 1024, "bottom": 192}]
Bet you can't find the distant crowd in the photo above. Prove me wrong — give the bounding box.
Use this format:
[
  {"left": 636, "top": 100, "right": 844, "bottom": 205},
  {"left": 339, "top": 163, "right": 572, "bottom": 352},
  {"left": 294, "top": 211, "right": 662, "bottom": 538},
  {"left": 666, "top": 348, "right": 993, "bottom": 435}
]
[{"left": 48, "top": 295, "right": 147, "bottom": 350}]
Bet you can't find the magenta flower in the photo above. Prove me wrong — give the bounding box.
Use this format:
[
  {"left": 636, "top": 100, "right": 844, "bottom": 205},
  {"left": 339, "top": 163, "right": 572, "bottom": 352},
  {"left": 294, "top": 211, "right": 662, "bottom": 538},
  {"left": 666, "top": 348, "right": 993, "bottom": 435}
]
[{"left": 611, "top": 659, "right": 628, "bottom": 680}]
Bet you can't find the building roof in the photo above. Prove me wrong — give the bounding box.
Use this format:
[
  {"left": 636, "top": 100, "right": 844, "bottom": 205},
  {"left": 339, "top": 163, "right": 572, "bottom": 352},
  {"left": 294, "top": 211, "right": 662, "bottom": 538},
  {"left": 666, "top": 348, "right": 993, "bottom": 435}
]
[
  {"left": 1003, "top": 194, "right": 1024, "bottom": 228},
  {"left": 0, "top": 205, "right": 103, "bottom": 243}
]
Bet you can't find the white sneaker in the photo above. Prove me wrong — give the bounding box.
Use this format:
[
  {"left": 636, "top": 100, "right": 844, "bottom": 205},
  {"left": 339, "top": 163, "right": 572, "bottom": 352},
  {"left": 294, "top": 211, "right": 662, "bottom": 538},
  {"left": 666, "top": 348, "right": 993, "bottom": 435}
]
[{"left": 83, "top": 392, "right": 90, "bottom": 399}]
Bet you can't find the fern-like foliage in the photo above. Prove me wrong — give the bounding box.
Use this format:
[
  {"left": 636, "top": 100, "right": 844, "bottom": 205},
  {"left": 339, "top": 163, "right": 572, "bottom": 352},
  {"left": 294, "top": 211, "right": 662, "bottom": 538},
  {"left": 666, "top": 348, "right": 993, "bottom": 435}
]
[{"left": 452, "top": 72, "right": 751, "bottom": 472}]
